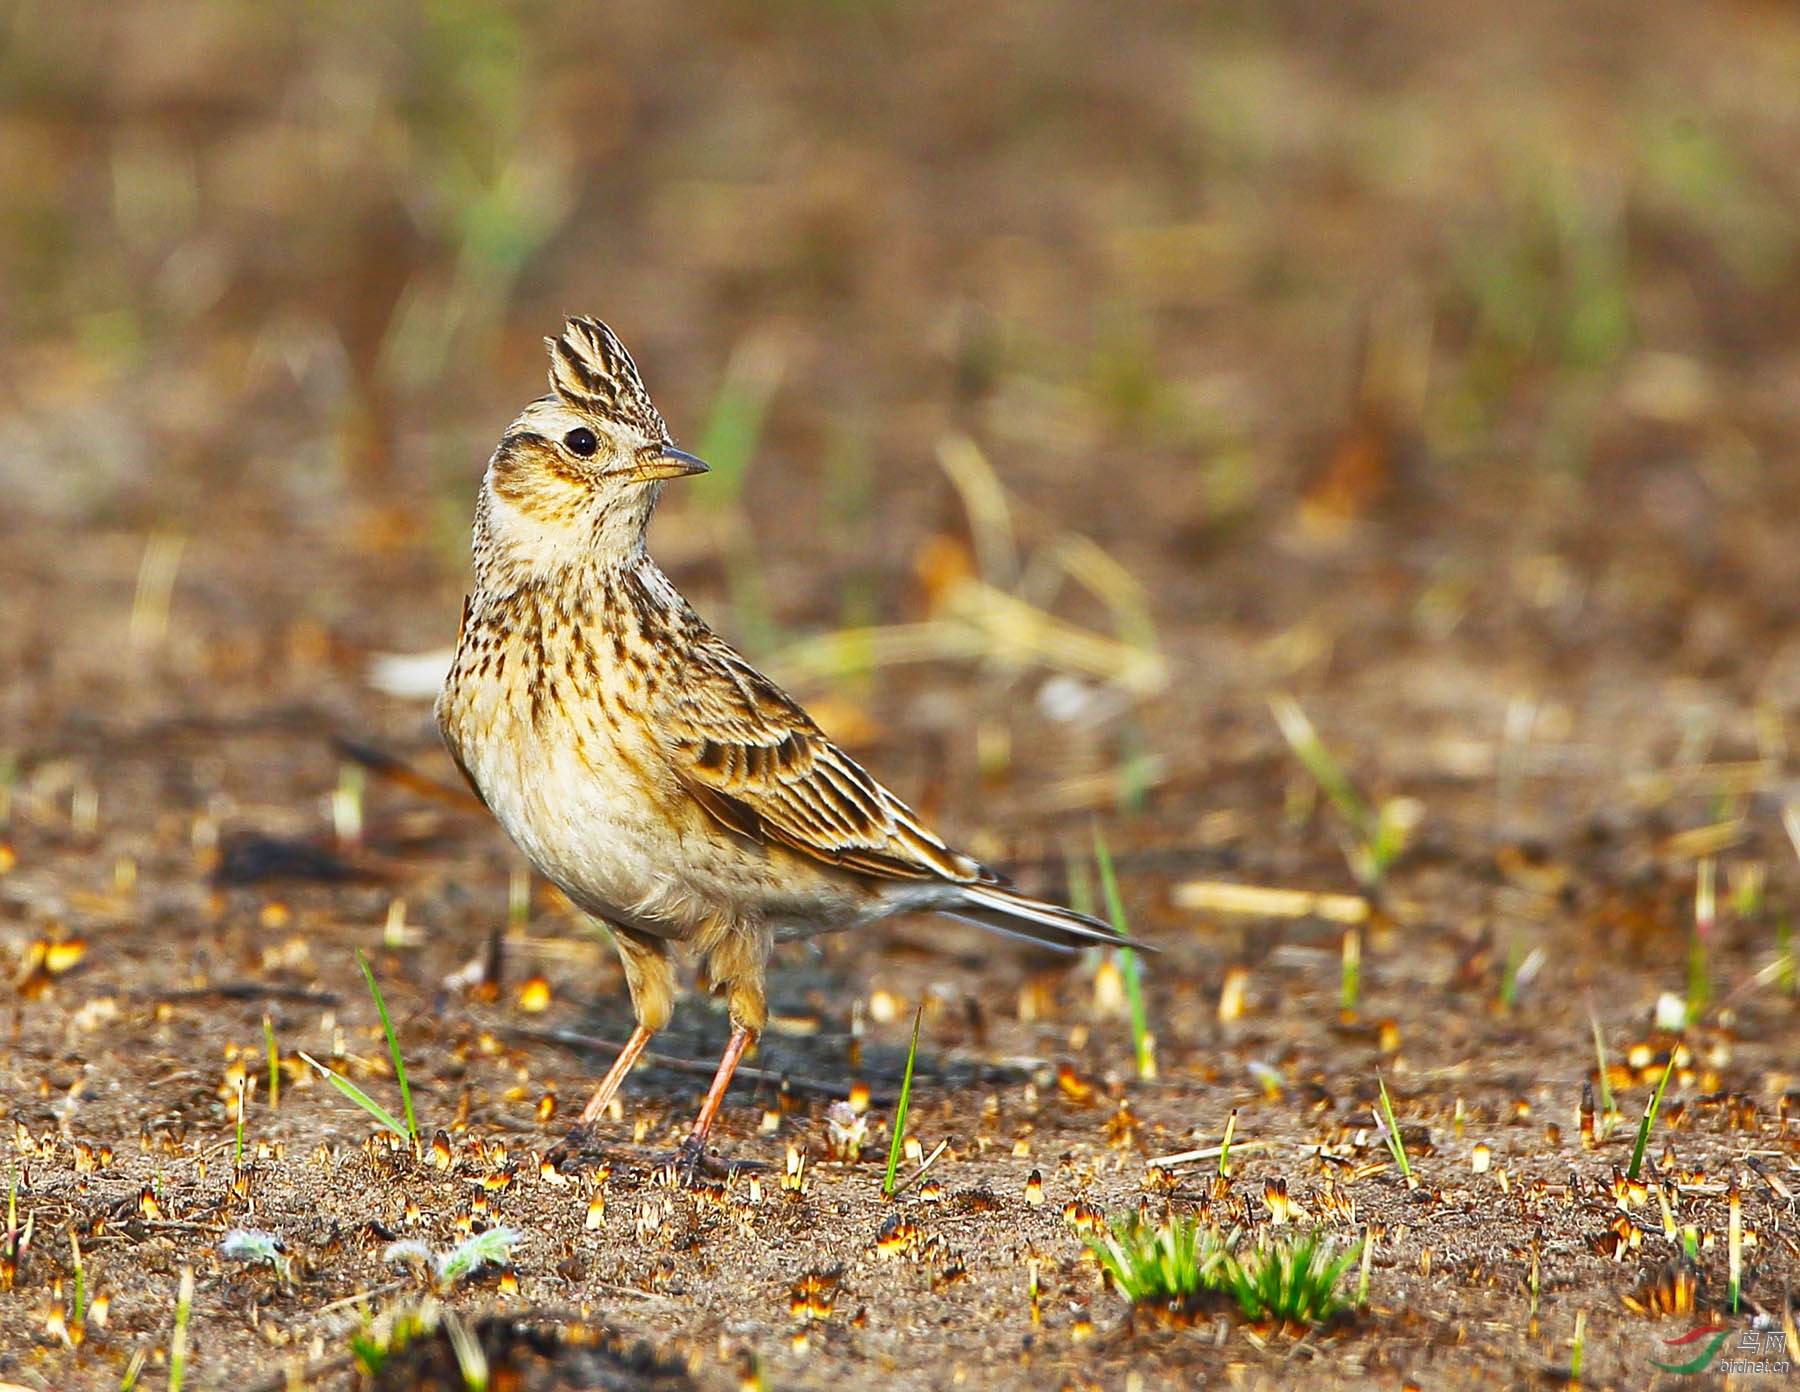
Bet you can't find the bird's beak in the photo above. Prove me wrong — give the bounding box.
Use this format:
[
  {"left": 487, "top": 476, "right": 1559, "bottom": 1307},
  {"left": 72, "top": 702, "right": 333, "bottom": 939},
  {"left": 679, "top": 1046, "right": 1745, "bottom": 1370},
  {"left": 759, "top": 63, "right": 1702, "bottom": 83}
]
[{"left": 633, "top": 445, "right": 710, "bottom": 482}]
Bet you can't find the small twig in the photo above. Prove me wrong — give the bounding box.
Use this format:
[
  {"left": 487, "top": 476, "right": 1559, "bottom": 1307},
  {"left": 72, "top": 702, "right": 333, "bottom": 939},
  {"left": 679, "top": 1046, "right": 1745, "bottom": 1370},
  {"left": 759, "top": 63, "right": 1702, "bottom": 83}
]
[
  {"left": 1144, "top": 1139, "right": 1273, "bottom": 1170},
  {"left": 129, "top": 985, "right": 342, "bottom": 1006},
  {"left": 310, "top": 1280, "right": 408, "bottom": 1317},
  {"left": 887, "top": 1138, "right": 951, "bottom": 1197},
  {"left": 583, "top": 1281, "right": 680, "bottom": 1303},
  {"left": 1172, "top": 881, "right": 1370, "bottom": 923}
]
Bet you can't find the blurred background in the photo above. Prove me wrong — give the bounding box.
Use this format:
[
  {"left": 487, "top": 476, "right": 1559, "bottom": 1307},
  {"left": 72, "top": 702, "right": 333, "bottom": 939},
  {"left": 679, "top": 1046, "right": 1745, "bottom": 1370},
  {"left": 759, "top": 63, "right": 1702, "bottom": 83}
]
[
  {"left": 3, "top": 0, "right": 1800, "bottom": 862},
  {"left": 5, "top": 11, "right": 1800, "bottom": 1377}
]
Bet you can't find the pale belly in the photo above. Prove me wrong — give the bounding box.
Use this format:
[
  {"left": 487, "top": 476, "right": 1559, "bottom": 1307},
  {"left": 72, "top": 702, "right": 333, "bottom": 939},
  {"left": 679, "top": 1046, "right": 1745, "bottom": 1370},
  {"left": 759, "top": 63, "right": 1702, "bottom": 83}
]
[{"left": 442, "top": 685, "right": 867, "bottom": 942}]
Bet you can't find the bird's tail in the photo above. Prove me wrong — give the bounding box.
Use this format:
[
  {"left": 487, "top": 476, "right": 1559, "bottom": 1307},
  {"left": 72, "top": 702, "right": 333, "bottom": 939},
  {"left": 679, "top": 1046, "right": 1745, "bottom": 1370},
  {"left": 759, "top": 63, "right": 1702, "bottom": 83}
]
[{"left": 943, "top": 883, "right": 1155, "bottom": 953}]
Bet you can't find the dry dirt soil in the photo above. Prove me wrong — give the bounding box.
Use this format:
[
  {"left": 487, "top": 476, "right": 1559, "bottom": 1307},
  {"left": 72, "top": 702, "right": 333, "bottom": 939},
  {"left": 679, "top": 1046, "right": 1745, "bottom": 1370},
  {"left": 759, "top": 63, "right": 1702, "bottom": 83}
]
[{"left": 4, "top": 2, "right": 1800, "bottom": 1389}]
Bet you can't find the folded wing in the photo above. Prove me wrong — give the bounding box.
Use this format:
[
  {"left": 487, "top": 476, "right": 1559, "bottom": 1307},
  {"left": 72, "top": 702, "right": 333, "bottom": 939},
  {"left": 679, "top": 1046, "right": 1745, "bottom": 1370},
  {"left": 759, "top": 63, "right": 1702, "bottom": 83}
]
[{"left": 662, "top": 634, "right": 995, "bottom": 885}]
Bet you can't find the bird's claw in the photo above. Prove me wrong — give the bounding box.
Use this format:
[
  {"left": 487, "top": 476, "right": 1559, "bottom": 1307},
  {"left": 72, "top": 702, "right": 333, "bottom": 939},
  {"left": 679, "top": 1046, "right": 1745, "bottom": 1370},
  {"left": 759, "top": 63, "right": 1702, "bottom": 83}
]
[
  {"left": 656, "top": 1137, "right": 764, "bottom": 1187},
  {"left": 544, "top": 1123, "right": 608, "bottom": 1172},
  {"left": 673, "top": 1136, "right": 721, "bottom": 1185}
]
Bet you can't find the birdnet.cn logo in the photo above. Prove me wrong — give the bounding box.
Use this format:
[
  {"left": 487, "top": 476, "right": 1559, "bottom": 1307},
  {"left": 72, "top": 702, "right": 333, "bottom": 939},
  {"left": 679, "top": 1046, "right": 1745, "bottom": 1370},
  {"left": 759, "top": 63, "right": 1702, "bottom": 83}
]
[{"left": 1650, "top": 1323, "right": 1792, "bottom": 1376}]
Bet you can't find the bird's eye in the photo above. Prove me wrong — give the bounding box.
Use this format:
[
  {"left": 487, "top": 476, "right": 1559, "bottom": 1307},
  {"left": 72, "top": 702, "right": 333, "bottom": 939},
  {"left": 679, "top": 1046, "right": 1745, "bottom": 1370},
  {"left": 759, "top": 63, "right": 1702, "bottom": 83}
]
[{"left": 563, "top": 427, "right": 598, "bottom": 457}]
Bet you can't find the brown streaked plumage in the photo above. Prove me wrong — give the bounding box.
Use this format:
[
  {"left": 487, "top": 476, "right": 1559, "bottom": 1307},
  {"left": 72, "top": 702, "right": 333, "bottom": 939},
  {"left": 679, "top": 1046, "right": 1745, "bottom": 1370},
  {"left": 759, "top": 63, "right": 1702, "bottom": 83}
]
[{"left": 438, "top": 316, "right": 1143, "bottom": 1177}]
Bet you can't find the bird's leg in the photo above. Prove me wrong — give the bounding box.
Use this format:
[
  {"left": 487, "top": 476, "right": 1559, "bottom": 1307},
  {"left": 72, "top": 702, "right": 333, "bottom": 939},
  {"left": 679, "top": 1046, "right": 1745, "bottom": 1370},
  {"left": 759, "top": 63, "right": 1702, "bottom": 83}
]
[
  {"left": 575, "top": 1023, "right": 655, "bottom": 1125},
  {"left": 672, "top": 1026, "right": 754, "bottom": 1182},
  {"left": 548, "top": 926, "right": 673, "bottom": 1170},
  {"left": 670, "top": 925, "right": 770, "bottom": 1182}
]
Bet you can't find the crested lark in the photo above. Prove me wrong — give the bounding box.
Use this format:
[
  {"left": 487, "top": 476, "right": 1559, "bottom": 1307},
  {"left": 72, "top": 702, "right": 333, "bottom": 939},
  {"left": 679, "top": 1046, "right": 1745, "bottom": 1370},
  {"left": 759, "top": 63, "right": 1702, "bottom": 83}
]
[{"left": 438, "top": 316, "right": 1140, "bottom": 1176}]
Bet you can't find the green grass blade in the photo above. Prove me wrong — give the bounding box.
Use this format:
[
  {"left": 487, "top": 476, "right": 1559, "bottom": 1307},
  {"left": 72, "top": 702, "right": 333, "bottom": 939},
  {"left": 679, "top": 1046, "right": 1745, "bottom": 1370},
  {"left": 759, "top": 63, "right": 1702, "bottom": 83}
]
[
  {"left": 1093, "top": 827, "right": 1152, "bottom": 1079},
  {"left": 263, "top": 1011, "right": 280, "bottom": 1111},
  {"left": 357, "top": 949, "right": 417, "bottom": 1145},
  {"left": 1268, "top": 694, "right": 1373, "bottom": 835},
  {"left": 1375, "top": 1072, "right": 1411, "bottom": 1181},
  {"left": 1587, "top": 1009, "right": 1613, "bottom": 1126},
  {"left": 1066, "top": 853, "right": 1095, "bottom": 920},
  {"left": 168, "top": 1265, "right": 193, "bottom": 1392},
  {"left": 298, "top": 1051, "right": 409, "bottom": 1141},
  {"left": 882, "top": 1006, "right": 923, "bottom": 1198},
  {"left": 118, "top": 1348, "right": 148, "bottom": 1391},
  {"left": 1627, "top": 1050, "right": 1678, "bottom": 1181}
]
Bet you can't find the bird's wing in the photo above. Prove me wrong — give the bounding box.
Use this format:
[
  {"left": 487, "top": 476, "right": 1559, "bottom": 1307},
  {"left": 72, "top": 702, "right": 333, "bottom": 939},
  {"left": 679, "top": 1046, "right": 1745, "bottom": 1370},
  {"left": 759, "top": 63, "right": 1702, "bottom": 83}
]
[{"left": 662, "top": 634, "right": 995, "bottom": 885}]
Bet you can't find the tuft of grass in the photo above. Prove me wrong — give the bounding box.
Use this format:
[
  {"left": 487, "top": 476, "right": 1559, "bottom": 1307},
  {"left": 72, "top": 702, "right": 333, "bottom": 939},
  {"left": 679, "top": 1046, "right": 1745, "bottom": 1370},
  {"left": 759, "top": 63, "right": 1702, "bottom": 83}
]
[
  {"left": 385, "top": 1228, "right": 524, "bottom": 1292},
  {"left": 1093, "top": 827, "right": 1153, "bottom": 1079},
  {"left": 359, "top": 948, "right": 417, "bottom": 1146},
  {"left": 1375, "top": 1073, "right": 1413, "bottom": 1184},
  {"left": 220, "top": 1229, "right": 292, "bottom": 1283},
  {"left": 1627, "top": 1050, "right": 1679, "bottom": 1181},
  {"left": 1219, "top": 1109, "right": 1237, "bottom": 1181},
  {"left": 1087, "top": 1218, "right": 1360, "bottom": 1328},
  {"left": 1087, "top": 1214, "right": 1230, "bottom": 1307},
  {"left": 882, "top": 1006, "right": 922, "bottom": 1199},
  {"left": 1225, "top": 1230, "right": 1362, "bottom": 1327},
  {"left": 1340, "top": 926, "right": 1360, "bottom": 1020}
]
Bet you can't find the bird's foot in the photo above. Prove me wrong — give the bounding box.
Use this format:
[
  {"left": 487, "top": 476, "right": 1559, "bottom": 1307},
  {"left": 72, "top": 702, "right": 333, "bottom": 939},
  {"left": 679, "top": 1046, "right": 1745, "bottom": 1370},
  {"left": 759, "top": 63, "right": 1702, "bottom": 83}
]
[
  {"left": 654, "top": 1136, "right": 765, "bottom": 1188},
  {"left": 544, "top": 1123, "right": 611, "bottom": 1173}
]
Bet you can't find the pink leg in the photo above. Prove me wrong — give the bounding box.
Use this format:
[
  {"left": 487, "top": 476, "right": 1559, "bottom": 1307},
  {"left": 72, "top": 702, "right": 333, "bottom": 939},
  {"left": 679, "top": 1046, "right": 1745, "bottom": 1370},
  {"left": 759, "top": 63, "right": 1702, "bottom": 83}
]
[
  {"left": 575, "top": 1023, "right": 655, "bottom": 1125},
  {"left": 673, "top": 1027, "right": 753, "bottom": 1178}
]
